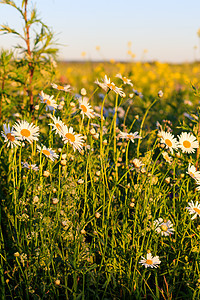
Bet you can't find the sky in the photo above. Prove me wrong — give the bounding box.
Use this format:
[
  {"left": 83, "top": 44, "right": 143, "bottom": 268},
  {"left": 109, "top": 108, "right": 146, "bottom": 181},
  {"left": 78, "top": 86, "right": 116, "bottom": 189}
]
[{"left": 1, "top": 0, "right": 200, "bottom": 63}]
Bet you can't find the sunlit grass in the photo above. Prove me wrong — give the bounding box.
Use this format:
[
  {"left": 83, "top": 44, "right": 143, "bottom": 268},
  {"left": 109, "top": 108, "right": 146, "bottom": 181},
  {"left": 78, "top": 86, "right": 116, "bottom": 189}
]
[{"left": 1, "top": 69, "right": 200, "bottom": 299}]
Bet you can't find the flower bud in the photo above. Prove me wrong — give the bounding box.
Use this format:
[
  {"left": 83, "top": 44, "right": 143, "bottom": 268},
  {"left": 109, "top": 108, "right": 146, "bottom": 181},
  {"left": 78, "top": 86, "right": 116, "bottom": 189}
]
[
  {"left": 96, "top": 171, "right": 101, "bottom": 177},
  {"left": 60, "top": 160, "right": 67, "bottom": 166},
  {"left": 81, "top": 88, "right": 87, "bottom": 96},
  {"left": 61, "top": 154, "right": 67, "bottom": 159},
  {"left": 55, "top": 279, "right": 60, "bottom": 286},
  {"left": 95, "top": 212, "right": 101, "bottom": 218},
  {"left": 70, "top": 102, "right": 76, "bottom": 107},
  {"left": 90, "top": 128, "right": 96, "bottom": 135},
  {"left": 165, "top": 177, "right": 170, "bottom": 184},
  {"left": 103, "top": 139, "right": 108, "bottom": 145},
  {"left": 52, "top": 198, "right": 59, "bottom": 205},
  {"left": 33, "top": 196, "right": 39, "bottom": 204},
  {"left": 93, "top": 133, "right": 99, "bottom": 140},
  {"left": 77, "top": 179, "right": 84, "bottom": 184},
  {"left": 43, "top": 170, "right": 50, "bottom": 177}
]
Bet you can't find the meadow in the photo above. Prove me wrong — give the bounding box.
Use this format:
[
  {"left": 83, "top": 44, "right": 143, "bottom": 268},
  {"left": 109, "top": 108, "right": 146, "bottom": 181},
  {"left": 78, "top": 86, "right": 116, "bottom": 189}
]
[{"left": 1, "top": 1, "right": 200, "bottom": 299}]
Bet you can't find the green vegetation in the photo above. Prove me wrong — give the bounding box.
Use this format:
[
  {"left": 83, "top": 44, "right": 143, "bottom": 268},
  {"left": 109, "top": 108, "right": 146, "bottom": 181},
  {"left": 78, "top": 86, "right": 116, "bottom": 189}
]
[{"left": 1, "top": 1, "right": 200, "bottom": 299}]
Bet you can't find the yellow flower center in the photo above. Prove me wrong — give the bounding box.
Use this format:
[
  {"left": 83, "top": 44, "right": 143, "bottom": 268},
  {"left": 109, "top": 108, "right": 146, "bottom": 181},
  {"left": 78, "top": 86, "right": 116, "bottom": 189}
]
[
  {"left": 6, "top": 133, "right": 15, "bottom": 141},
  {"left": 21, "top": 129, "right": 31, "bottom": 137},
  {"left": 46, "top": 100, "right": 51, "bottom": 105},
  {"left": 44, "top": 98, "right": 51, "bottom": 105},
  {"left": 123, "top": 77, "right": 128, "bottom": 83},
  {"left": 65, "top": 133, "right": 75, "bottom": 142},
  {"left": 194, "top": 207, "right": 200, "bottom": 214},
  {"left": 127, "top": 134, "right": 133, "bottom": 139},
  {"left": 165, "top": 139, "right": 172, "bottom": 147},
  {"left": 189, "top": 172, "right": 195, "bottom": 178},
  {"left": 56, "top": 123, "right": 61, "bottom": 131},
  {"left": 146, "top": 259, "right": 153, "bottom": 265},
  {"left": 183, "top": 140, "right": 191, "bottom": 148},
  {"left": 107, "top": 83, "right": 115, "bottom": 90},
  {"left": 42, "top": 149, "right": 51, "bottom": 156},
  {"left": 80, "top": 104, "right": 87, "bottom": 113},
  {"left": 161, "top": 224, "right": 168, "bottom": 232},
  {"left": 56, "top": 85, "right": 64, "bottom": 90}
]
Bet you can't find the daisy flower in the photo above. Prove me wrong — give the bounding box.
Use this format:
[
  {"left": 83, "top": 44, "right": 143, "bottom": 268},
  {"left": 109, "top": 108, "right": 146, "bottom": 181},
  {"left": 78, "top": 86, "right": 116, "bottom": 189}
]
[
  {"left": 39, "top": 91, "right": 57, "bottom": 111},
  {"left": 1, "top": 123, "right": 21, "bottom": 148},
  {"left": 12, "top": 120, "right": 39, "bottom": 143},
  {"left": 139, "top": 252, "right": 161, "bottom": 268},
  {"left": 118, "top": 131, "right": 142, "bottom": 143},
  {"left": 132, "top": 158, "right": 144, "bottom": 169},
  {"left": 162, "top": 151, "right": 173, "bottom": 164},
  {"left": 178, "top": 132, "right": 199, "bottom": 154},
  {"left": 79, "top": 97, "right": 94, "bottom": 119},
  {"left": 37, "top": 145, "right": 59, "bottom": 162},
  {"left": 51, "top": 83, "right": 71, "bottom": 92},
  {"left": 116, "top": 73, "right": 133, "bottom": 86},
  {"left": 21, "top": 162, "right": 39, "bottom": 171},
  {"left": 48, "top": 115, "right": 65, "bottom": 137},
  {"left": 94, "top": 79, "right": 108, "bottom": 92},
  {"left": 95, "top": 75, "right": 125, "bottom": 97},
  {"left": 160, "top": 130, "right": 179, "bottom": 153},
  {"left": 186, "top": 200, "right": 200, "bottom": 219},
  {"left": 153, "top": 218, "right": 174, "bottom": 236},
  {"left": 103, "top": 75, "right": 125, "bottom": 97},
  {"left": 61, "top": 125, "right": 84, "bottom": 152},
  {"left": 186, "top": 163, "right": 200, "bottom": 182},
  {"left": 158, "top": 90, "right": 164, "bottom": 98}
]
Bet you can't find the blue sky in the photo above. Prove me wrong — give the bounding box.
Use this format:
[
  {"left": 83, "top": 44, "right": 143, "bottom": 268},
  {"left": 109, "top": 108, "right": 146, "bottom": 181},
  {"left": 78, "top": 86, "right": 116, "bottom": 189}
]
[{"left": 1, "top": 0, "right": 200, "bottom": 62}]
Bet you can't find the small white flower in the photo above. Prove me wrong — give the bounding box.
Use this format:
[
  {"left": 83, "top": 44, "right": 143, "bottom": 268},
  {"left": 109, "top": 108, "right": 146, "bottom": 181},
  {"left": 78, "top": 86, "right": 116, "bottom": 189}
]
[
  {"left": 186, "top": 200, "right": 200, "bottom": 220},
  {"left": 116, "top": 73, "right": 133, "bottom": 86},
  {"left": 187, "top": 163, "right": 200, "bottom": 182},
  {"left": 95, "top": 75, "right": 125, "bottom": 97},
  {"left": 79, "top": 97, "right": 94, "bottom": 119},
  {"left": 132, "top": 158, "right": 144, "bottom": 169},
  {"left": 118, "top": 131, "right": 142, "bottom": 143},
  {"left": 160, "top": 131, "right": 179, "bottom": 153},
  {"left": 39, "top": 91, "right": 57, "bottom": 111},
  {"left": 139, "top": 252, "right": 161, "bottom": 268},
  {"left": 48, "top": 115, "right": 65, "bottom": 137},
  {"left": 37, "top": 145, "right": 59, "bottom": 162},
  {"left": 94, "top": 79, "right": 108, "bottom": 92},
  {"left": 162, "top": 151, "right": 173, "bottom": 164},
  {"left": 1, "top": 123, "right": 21, "bottom": 148},
  {"left": 51, "top": 83, "right": 71, "bottom": 92},
  {"left": 12, "top": 120, "right": 39, "bottom": 144},
  {"left": 21, "top": 162, "right": 39, "bottom": 171},
  {"left": 178, "top": 132, "right": 199, "bottom": 154},
  {"left": 153, "top": 218, "right": 174, "bottom": 236},
  {"left": 61, "top": 125, "right": 84, "bottom": 152}
]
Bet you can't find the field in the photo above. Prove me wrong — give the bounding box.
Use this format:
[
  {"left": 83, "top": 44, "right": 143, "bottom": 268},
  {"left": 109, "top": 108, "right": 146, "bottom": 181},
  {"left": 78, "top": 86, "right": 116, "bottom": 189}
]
[
  {"left": 1, "top": 2, "right": 200, "bottom": 298},
  {"left": 1, "top": 58, "right": 200, "bottom": 300}
]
